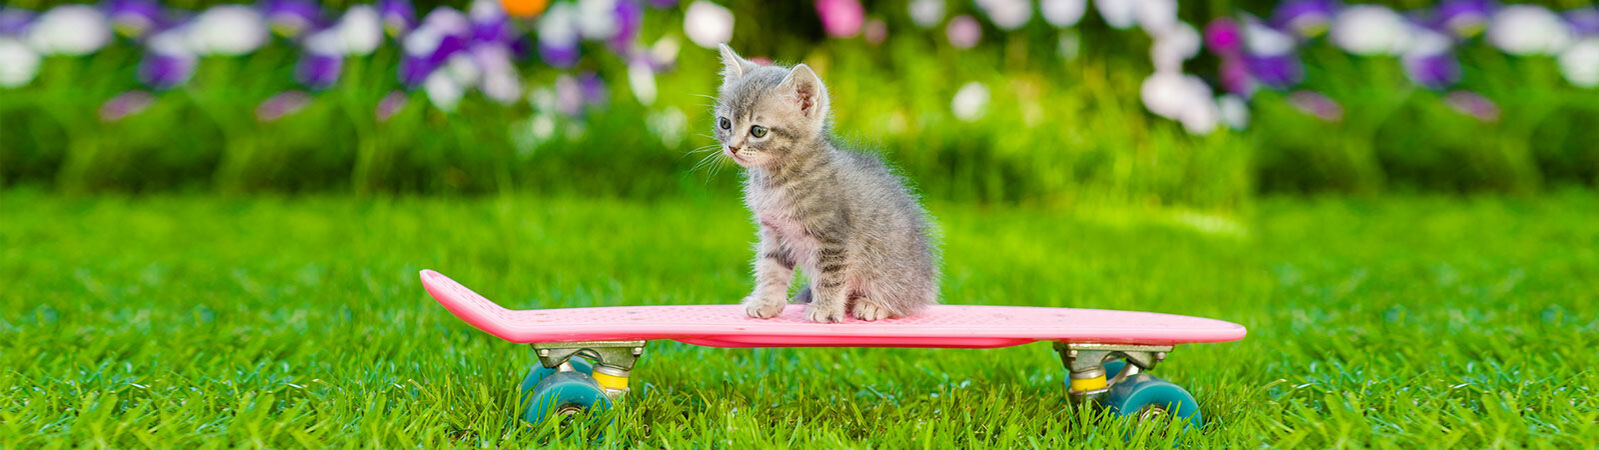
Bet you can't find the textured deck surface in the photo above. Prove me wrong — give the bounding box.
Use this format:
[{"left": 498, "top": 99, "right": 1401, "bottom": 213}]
[{"left": 422, "top": 270, "right": 1247, "bottom": 348}]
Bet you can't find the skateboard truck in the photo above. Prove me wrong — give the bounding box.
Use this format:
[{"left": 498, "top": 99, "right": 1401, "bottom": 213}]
[
  {"left": 1054, "top": 342, "right": 1172, "bottom": 405},
  {"left": 533, "top": 340, "right": 646, "bottom": 400}
]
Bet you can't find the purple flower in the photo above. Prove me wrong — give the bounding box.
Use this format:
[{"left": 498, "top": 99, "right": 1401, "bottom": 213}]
[
  {"left": 537, "top": 3, "right": 580, "bottom": 68},
  {"left": 377, "top": 0, "right": 415, "bottom": 37},
  {"left": 611, "top": 0, "right": 644, "bottom": 48},
  {"left": 296, "top": 50, "right": 342, "bottom": 90},
  {"left": 1270, "top": 0, "right": 1338, "bottom": 38},
  {"left": 0, "top": 8, "right": 34, "bottom": 37},
  {"left": 105, "top": 0, "right": 165, "bottom": 39},
  {"left": 261, "top": 0, "right": 323, "bottom": 39},
  {"left": 579, "top": 71, "right": 607, "bottom": 106},
  {"left": 1403, "top": 51, "right": 1462, "bottom": 89},
  {"left": 1205, "top": 18, "right": 1243, "bottom": 57},
  {"left": 1568, "top": 7, "right": 1599, "bottom": 37},
  {"left": 1431, "top": 0, "right": 1493, "bottom": 38},
  {"left": 539, "top": 41, "right": 580, "bottom": 69},
  {"left": 398, "top": 54, "right": 434, "bottom": 88},
  {"left": 139, "top": 30, "right": 196, "bottom": 90},
  {"left": 1244, "top": 53, "right": 1304, "bottom": 89},
  {"left": 469, "top": 0, "right": 515, "bottom": 44}
]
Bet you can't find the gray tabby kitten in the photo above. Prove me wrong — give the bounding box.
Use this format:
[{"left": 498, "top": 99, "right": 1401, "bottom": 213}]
[{"left": 713, "top": 44, "right": 939, "bottom": 323}]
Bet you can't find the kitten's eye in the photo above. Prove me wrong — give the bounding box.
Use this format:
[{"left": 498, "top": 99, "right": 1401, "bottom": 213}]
[
  {"left": 718, "top": 117, "right": 731, "bottom": 130},
  {"left": 750, "top": 125, "right": 768, "bottom": 138}
]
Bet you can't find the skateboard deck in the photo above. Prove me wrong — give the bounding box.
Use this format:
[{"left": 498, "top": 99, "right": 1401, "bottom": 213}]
[{"left": 421, "top": 270, "right": 1247, "bottom": 348}]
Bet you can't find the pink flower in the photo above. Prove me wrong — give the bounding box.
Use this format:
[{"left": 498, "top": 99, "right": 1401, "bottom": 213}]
[
  {"left": 946, "top": 14, "right": 981, "bottom": 49},
  {"left": 864, "top": 18, "right": 887, "bottom": 45},
  {"left": 816, "top": 0, "right": 863, "bottom": 38},
  {"left": 1288, "top": 90, "right": 1343, "bottom": 122}
]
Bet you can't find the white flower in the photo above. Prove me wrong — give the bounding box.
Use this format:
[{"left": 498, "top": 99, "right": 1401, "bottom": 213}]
[
  {"left": 951, "top": 81, "right": 989, "bottom": 122},
  {"left": 578, "top": 0, "right": 621, "bottom": 40},
  {"left": 1488, "top": 5, "right": 1574, "bottom": 56},
  {"left": 1217, "top": 94, "right": 1249, "bottom": 130},
  {"left": 339, "top": 5, "right": 383, "bottom": 56},
  {"left": 1560, "top": 38, "right": 1599, "bottom": 88},
  {"left": 1140, "top": 71, "right": 1187, "bottom": 119},
  {"left": 1095, "top": 0, "right": 1138, "bottom": 30},
  {"left": 188, "top": 5, "right": 269, "bottom": 56},
  {"left": 1180, "top": 96, "right": 1218, "bottom": 135},
  {"left": 1408, "top": 26, "right": 1451, "bottom": 57},
  {"left": 538, "top": 2, "right": 580, "bottom": 49},
  {"left": 1041, "top": 0, "right": 1086, "bottom": 28},
  {"left": 1135, "top": 0, "right": 1178, "bottom": 35},
  {"left": 647, "top": 106, "right": 688, "bottom": 148},
  {"left": 650, "top": 35, "right": 680, "bottom": 67},
  {"left": 474, "top": 45, "right": 520, "bottom": 104},
  {"left": 1244, "top": 16, "right": 1295, "bottom": 56},
  {"left": 421, "top": 7, "right": 471, "bottom": 36},
  {"left": 1331, "top": 5, "right": 1411, "bottom": 56},
  {"left": 683, "top": 1, "right": 733, "bottom": 49},
  {"left": 443, "top": 52, "right": 480, "bottom": 87},
  {"left": 481, "top": 70, "right": 522, "bottom": 104},
  {"left": 1150, "top": 21, "right": 1199, "bottom": 73},
  {"left": 628, "top": 59, "right": 656, "bottom": 105},
  {"left": 470, "top": 0, "right": 506, "bottom": 23},
  {"left": 908, "top": 0, "right": 945, "bottom": 29},
  {"left": 0, "top": 38, "right": 40, "bottom": 87},
  {"left": 305, "top": 28, "right": 345, "bottom": 55},
  {"left": 1141, "top": 71, "right": 1214, "bottom": 134},
  {"left": 978, "top": 0, "right": 1031, "bottom": 31},
  {"left": 425, "top": 70, "right": 464, "bottom": 112},
  {"left": 404, "top": 26, "right": 444, "bottom": 57},
  {"left": 25, "top": 5, "right": 110, "bottom": 56}
]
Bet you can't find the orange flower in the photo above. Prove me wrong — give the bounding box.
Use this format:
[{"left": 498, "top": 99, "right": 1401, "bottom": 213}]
[{"left": 501, "top": 0, "right": 551, "bottom": 18}]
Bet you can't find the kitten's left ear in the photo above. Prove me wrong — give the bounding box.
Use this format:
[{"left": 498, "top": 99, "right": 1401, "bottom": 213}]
[{"left": 778, "top": 64, "right": 829, "bottom": 124}]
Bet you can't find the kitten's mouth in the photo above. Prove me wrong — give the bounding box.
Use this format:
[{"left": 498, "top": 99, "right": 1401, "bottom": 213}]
[{"left": 725, "top": 149, "right": 749, "bottom": 165}]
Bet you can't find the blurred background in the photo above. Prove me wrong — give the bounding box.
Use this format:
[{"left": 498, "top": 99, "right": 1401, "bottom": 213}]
[{"left": 2, "top": 0, "right": 1594, "bottom": 209}]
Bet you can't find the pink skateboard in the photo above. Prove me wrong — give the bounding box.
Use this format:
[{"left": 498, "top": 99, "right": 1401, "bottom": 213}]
[{"left": 421, "top": 269, "right": 1246, "bottom": 425}]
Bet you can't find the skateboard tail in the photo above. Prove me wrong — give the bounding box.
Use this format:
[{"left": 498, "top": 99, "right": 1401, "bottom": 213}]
[{"left": 420, "top": 269, "right": 522, "bottom": 341}]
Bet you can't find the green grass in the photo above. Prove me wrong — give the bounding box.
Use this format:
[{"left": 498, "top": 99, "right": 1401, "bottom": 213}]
[{"left": 2, "top": 189, "right": 1596, "bottom": 447}]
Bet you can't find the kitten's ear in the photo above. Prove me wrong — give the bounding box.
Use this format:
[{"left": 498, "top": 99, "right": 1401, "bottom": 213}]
[
  {"left": 719, "top": 44, "right": 756, "bottom": 82},
  {"left": 778, "top": 64, "right": 829, "bottom": 122}
]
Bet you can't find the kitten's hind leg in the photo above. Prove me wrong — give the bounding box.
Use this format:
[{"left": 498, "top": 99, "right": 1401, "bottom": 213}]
[{"left": 850, "top": 296, "right": 895, "bottom": 321}]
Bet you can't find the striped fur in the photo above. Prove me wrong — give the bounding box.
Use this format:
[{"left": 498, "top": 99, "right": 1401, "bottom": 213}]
[{"left": 716, "top": 44, "right": 940, "bottom": 322}]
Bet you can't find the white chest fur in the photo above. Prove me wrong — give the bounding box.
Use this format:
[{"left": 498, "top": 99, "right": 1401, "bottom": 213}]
[{"left": 749, "top": 187, "right": 822, "bottom": 270}]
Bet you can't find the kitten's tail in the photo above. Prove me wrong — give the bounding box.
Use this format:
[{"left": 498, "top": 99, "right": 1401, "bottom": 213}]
[{"left": 790, "top": 284, "right": 813, "bottom": 304}]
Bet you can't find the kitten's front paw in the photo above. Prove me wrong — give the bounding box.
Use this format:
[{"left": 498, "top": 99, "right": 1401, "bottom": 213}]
[
  {"left": 742, "top": 296, "right": 786, "bottom": 319},
  {"left": 805, "top": 302, "right": 846, "bottom": 323}
]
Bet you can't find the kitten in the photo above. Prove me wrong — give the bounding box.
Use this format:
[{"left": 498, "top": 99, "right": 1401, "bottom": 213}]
[{"left": 713, "top": 44, "right": 940, "bottom": 323}]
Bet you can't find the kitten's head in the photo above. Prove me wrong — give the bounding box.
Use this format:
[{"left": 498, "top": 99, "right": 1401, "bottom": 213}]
[{"left": 713, "top": 44, "right": 831, "bottom": 169}]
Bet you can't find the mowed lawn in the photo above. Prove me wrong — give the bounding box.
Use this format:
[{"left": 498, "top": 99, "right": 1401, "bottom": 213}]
[{"left": 1, "top": 190, "right": 1595, "bottom": 447}]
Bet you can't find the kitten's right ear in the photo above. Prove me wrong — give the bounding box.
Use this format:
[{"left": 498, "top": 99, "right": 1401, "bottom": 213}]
[{"left": 719, "top": 44, "right": 757, "bottom": 82}]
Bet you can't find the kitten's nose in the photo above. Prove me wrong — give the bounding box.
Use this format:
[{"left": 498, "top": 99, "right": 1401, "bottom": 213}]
[{"left": 728, "top": 145, "right": 742, "bottom": 154}]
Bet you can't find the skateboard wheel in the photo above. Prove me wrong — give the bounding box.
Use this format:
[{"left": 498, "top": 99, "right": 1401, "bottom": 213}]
[
  {"left": 520, "top": 356, "right": 595, "bottom": 395},
  {"left": 1099, "top": 374, "right": 1202, "bottom": 428},
  {"left": 521, "top": 372, "right": 612, "bottom": 422}
]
